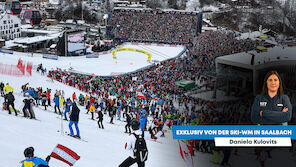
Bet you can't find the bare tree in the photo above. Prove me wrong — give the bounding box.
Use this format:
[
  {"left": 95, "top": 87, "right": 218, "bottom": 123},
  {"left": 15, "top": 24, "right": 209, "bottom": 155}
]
[
  {"left": 186, "top": 0, "right": 201, "bottom": 11},
  {"left": 168, "top": 0, "right": 177, "bottom": 9},
  {"left": 282, "top": 0, "right": 291, "bottom": 33}
]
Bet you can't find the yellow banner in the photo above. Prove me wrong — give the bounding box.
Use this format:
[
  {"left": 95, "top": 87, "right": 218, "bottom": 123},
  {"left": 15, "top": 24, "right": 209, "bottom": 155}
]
[{"left": 112, "top": 48, "right": 151, "bottom": 62}]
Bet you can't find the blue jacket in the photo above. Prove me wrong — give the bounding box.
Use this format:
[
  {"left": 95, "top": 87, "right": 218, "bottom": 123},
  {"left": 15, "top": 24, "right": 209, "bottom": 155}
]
[
  {"left": 151, "top": 106, "right": 156, "bottom": 112},
  {"left": 54, "top": 96, "right": 59, "bottom": 106},
  {"left": 65, "top": 101, "right": 72, "bottom": 112},
  {"left": 141, "top": 109, "right": 146, "bottom": 115},
  {"left": 22, "top": 157, "right": 48, "bottom": 167},
  {"left": 139, "top": 116, "right": 147, "bottom": 131},
  {"left": 33, "top": 92, "right": 38, "bottom": 99},
  {"left": 251, "top": 94, "right": 292, "bottom": 125}
]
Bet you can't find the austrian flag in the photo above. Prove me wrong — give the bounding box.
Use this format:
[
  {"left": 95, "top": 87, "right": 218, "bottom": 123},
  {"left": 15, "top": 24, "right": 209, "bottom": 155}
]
[
  {"left": 178, "top": 140, "right": 194, "bottom": 167},
  {"left": 50, "top": 144, "right": 80, "bottom": 166},
  {"left": 137, "top": 90, "right": 146, "bottom": 99}
]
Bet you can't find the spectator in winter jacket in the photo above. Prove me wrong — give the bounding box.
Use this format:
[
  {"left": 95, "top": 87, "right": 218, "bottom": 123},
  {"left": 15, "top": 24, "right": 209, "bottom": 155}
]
[
  {"left": 38, "top": 92, "right": 42, "bottom": 105},
  {"left": 41, "top": 92, "right": 47, "bottom": 110},
  {"left": 54, "top": 95, "right": 61, "bottom": 114},
  {"left": 90, "top": 96, "right": 95, "bottom": 104},
  {"left": 89, "top": 104, "right": 96, "bottom": 120},
  {"left": 139, "top": 114, "right": 147, "bottom": 131},
  {"left": 117, "top": 107, "right": 121, "bottom": 120},
  {"left": 69, "top": 102, "right": 80, "bottom": 138},
  {"left": 0, "top": 82, "right": 4, "bottom": 96},
  {"left": 33, "top": 91, "right": 39, "bottom": 106},
  {"left": 46, "top": 89, "right": 51, "bottom": 106},
  {"left": 109, "top": 106, "right": 116, "bottom": 124},
  {"left": 79, "top": 94, "right": 84, "bottom": 106},
  {"left": 141, "top": 108, "right": 146, "bottom": 116},
  {"left": 84, "top": 95, "right": 89, "bottom": 105},
  {"left": 23, "top": 93, "right": 35, "bottom": 119},
  {"left": 64, "top": 98, "right": 72, "bottom": 121},
  {"left": 3, "top": 83, "right": 13, "bottom": 94},
  {"left": 22, "top": 147, "right": 50, "bottom": 167},
  {"left": 157, "top": 119, "right": 165, "bottom": 137},
  {"left": 97, "top": 110, "right": 104, "bottom": 129},
  {"left": 5, "top": 92, "right": 17, "bottom": 116},
  {"left": 72, "top": 92, "right": 76, "bottom": 101},
  {"left": 59, "top": 95, "right": 65, "bottom": 109},
  {"left": 119, "top": 119, "right": 151, "bottom": 167},
  {"left": 125, "top": 113, "right": 132, "bottom": 133}
]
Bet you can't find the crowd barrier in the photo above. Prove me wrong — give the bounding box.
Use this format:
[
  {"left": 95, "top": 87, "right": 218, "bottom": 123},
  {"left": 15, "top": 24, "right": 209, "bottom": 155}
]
[
  {"left": 42, "top": 54, "right": 58, "bottom": 60},
  {"left": 0, "top": 63, "right": 23, "bottom": 76},
  {"left": 0, "top": 58, "right": 33, "bottom": 77},
  {"left": 0, "top": 49, "right": 13, "bottom": 54},
  {"left": 86, "top": 54, "right": 99, "bottom": 58}
]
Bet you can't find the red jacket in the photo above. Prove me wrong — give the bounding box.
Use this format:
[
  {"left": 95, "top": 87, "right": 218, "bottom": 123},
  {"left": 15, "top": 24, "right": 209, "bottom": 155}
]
[
  {"left": 90, "top": 97, "right": 95, "bottom": 104},
  {"left": 46, "top": 91, "right": 50, "bottom": 99}
]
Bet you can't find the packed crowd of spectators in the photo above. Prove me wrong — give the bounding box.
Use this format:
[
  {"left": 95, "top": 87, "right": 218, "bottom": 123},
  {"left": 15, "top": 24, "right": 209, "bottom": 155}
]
[
  {"left": 91, "top": 44, "right": 113, "bottom": 52},
  {"left": 48, "top": 30, "right": 259, "bottom": 127},
  {"left": 109, "top": 9, "right": 200, "bottom": 44},
  {"left": 188, "top": 30, "right": 259, "bottom": 72}
]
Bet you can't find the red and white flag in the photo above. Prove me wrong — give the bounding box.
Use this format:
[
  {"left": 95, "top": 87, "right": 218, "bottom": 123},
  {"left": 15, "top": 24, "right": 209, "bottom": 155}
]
[
  {"left": 178, "top": 140, "right": 194, "bottom": 167},
  {"left": 137, "top": 90, "right": 146, "bottom": 99},
  {"left": 50, "top": 144, "right": 80, "bottom": 166}
]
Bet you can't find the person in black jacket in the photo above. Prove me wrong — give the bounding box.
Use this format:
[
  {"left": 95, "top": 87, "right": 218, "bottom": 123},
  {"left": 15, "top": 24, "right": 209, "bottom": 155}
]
[
  {"left": 125, "top": 113, "right": 132, "bottom": 134},
  {"left": 251, "top": 70, "right": 292, "bottom": 125},
  {"left": 69, "top": 102, "right": 80, "bottom": 138},
  {"left": 0, "top": 82, "right": 4, "bottom": 96},
  {"left": 109, "top": 104, "right": 115, "bottom": 124},
  {"left": 97, "top": 110, "right": 104, "bottom": 129},
  {"left": 6, "top": 92, "right": 17, "bottom": 116},
  {"left": 23, "top": 93, "right": 35, "bottom": 119}
]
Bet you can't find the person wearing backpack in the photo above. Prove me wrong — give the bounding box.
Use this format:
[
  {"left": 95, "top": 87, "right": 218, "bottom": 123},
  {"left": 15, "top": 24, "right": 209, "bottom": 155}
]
[
  {"left": 21, "top": 147, "right": 51, "bottom": 167},
  {"left": 119, "top": 119, "right": 151, "bottom": 167}
]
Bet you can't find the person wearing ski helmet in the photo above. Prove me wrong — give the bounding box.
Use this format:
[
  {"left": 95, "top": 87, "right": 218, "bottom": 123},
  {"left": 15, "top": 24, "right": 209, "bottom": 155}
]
[
  {"left": 22, "top": 147, "right": 50, "bottom": 167},
  {"left": 119, "top": 118, "right": 154, "bottom": 167}
]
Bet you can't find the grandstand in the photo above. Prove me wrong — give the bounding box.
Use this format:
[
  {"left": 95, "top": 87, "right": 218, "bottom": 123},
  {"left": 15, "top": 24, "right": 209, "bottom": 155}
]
[{"left": 108, "top": 8, "right": 203, "bottom": 44}]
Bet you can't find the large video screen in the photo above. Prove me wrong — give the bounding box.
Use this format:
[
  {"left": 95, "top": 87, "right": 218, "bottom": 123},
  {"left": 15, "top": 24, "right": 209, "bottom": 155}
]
[{"left": 67, "top": 31, "right": 85, "bottom": 53}]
